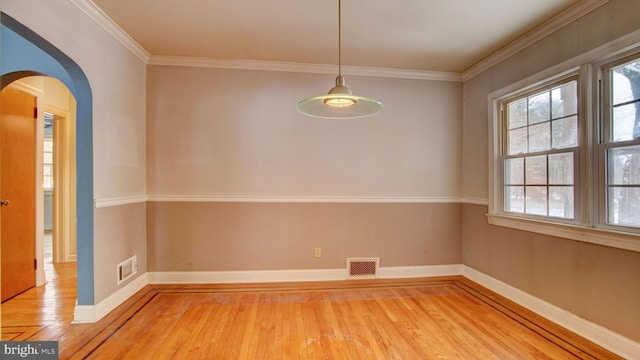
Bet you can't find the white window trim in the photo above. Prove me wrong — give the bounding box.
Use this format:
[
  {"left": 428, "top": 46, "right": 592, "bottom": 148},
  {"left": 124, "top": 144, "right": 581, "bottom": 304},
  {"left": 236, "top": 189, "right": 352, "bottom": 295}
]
[
  {"left": 499, "top": 74, "right": 581, "bottom": 222},
  {"left": 596, "top": 54, "right": 640, "bottom": 233},
  {"left": 487, "top": 29, "right": 640, "bottom": 253},
  {"left": 486, "top": 214, "right": 640, "bottom": 252}
]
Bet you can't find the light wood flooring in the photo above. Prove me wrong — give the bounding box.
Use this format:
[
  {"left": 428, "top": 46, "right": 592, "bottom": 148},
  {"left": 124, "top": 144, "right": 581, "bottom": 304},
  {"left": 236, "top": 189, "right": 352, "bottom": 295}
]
[{"left": 1, "top": 260, "right": 620, "bottom": 360}]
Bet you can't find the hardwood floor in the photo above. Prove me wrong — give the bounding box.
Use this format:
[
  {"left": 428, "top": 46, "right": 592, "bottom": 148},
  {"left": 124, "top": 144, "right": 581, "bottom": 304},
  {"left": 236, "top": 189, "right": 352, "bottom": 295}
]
[
  {"left": 2, "top": 231, "right": 76, "bottom": 341},
  {"left": 1, "top": 265, "right": 620, "bottom": 360}
]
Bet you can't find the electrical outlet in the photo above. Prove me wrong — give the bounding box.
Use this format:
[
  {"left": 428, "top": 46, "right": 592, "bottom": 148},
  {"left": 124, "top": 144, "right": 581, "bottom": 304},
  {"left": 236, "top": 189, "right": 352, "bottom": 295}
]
[{"left": 314, "top": 248, "right": 321, "bottom": 257}]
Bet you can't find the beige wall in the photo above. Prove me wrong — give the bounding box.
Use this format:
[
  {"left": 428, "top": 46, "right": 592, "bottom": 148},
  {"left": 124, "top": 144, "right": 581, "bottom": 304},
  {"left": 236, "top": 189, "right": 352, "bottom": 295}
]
[
  {"left": 146, "top": 65, "right": 464, "bottom": 273},
  {"left": 148, "top": 202, "right": 461, "bottom": 271},
  {"left": 8, "top": 0, "right": 638, "bottom": 348},
  {"left": 147, "top": 66, "right": 462, "bottom": 198},
  {"left": 3, "top": 0, "right": 148, "bottom": 303},
  {"left": 94, "top": 203, "right": 147, "bottom": 302},
  {"left": 3, "top": 0, "right": 147, "bottom": 199},
  {"left": 463, "top": 204, "right": 640, "bottom": 342},
  {"left": 462, "top": 0, "right": 640, "bottom": 343}
]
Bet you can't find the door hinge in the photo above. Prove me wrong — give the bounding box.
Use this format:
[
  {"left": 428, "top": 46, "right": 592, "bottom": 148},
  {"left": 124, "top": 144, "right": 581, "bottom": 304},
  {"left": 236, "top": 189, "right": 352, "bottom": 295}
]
[
  {"left": 34, "top": 258, "right": 37, "bottom": 270},
  {"left": 34, "top": 107, "right": 38, "bottom": 119}
]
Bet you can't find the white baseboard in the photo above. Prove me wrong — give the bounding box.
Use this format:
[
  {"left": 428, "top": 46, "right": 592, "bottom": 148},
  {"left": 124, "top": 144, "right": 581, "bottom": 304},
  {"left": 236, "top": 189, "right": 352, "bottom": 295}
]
[
  {"left": 73, "top": 265, "right": 463, "bottom": 324},
  {"left": 73, "top": 273, "right": 148, "bottom": 323},
  {"left": 148, "top": 264, "right": 464, "bottom": 285},
  {"left": 379, "top": 264, "right": 463, "bottom": 278},
  {"left": 462, "top": 265, "right": 640, "bottom": 360},
  {"left": 147, "top": 268, "right": 347, "bottom": 284},
  {"left": 71, "top": 264, "right": 639, "bottom": 359}
]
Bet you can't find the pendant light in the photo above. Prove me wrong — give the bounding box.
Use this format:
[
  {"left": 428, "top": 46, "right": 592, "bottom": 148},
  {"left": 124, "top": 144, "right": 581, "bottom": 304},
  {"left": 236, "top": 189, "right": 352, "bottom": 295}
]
[{"left": 296, "top": 0, "right": 383, "bottom": 119}]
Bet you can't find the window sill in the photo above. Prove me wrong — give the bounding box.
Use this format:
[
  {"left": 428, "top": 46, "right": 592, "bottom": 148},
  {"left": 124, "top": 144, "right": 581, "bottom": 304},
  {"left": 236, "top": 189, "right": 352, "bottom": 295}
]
[{"left": 486, "top": 213, "right": 640, "bottom": 253}]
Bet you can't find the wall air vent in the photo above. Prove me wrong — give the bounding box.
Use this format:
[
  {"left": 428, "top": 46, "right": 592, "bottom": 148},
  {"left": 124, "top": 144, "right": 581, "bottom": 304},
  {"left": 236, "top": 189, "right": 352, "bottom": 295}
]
[
  {"left": 117, "top": 255, "right": 137, "bottom": 285},
  {"left": 346, "top": 257, "right": 379, "bottom": 279}
]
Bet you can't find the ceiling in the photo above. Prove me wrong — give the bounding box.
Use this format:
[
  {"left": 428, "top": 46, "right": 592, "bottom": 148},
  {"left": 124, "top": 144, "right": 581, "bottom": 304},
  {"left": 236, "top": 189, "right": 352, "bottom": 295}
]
[{"left": 91, "top": 0, "right": 580, "bottom": 73}]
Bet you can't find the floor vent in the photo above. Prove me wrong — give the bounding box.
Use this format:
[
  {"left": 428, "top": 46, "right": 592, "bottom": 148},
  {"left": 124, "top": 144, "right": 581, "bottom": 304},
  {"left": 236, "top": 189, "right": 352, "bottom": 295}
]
[
  {"left": 347, "top": 257, "right": 379, "bottom": 279},
  {"left": 117, "top": 255, "right": 137, "bottom": 285}
]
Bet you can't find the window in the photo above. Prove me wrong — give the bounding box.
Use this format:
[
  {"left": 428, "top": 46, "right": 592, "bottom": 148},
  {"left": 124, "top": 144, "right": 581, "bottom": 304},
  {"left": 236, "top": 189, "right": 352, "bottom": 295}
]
[
  {"left": 601, "top": 57, "right": 640, "bottom": 228},
  {"left": 488, "top": 42, "right": 640, "bottom": 251},
  {"left": 43, "top": 137, "right": 53, "bottom": 190},
  {"left": 502, "top": 79, "right": 579, "bottom": 220},
  {"left": 43, "top": 111, "right": 54, "bottom": 190}
]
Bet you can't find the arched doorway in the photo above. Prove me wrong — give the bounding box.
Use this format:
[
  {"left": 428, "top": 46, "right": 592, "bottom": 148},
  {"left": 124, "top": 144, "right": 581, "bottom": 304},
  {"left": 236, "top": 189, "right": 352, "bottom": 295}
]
[
  {"left": 1, "top": 77, "right": 77, "bottom": 303},
  {"left": 1, "top": 12, "right": 94, "bottom": 306}
]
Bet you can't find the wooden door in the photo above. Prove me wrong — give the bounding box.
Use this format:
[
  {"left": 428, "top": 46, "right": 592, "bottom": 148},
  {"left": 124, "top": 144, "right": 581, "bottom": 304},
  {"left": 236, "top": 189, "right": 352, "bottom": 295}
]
[{"left": 1, "top": 86, "right": 36, "bottom": 302}]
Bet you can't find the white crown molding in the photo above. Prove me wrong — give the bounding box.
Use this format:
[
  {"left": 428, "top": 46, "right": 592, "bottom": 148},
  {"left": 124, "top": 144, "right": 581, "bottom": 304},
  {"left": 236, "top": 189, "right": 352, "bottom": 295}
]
[
  {"left": 145, "top": 195, "right": 463, "bottom": 204},
  {"left": 72, "top": 0, "right": 608, "bottom": 82},
  {"left": 69, "top": 0, "right": 149, "bottom": 63},
  {"left": 343, "top": 65, "right": 462, "bottom": 82},
  {"left": 463, "top": 266, "right": 639, "bottom": 359},
  {"left": 147, "top": 56, "right": 463, "bottom": 82},
  {"left": 484, "top": 26, "right": 640, "bottom": 102},
  {"left": 462, "top": 0, "right": 610, "bottom": 81},
  {"left": 71, "top": 0, "right": 609, "bottom": 82}
]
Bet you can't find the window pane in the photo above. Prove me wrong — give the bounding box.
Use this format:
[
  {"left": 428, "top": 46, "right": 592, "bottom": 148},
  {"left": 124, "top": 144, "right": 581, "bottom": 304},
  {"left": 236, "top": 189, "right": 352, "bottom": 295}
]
[
  {"left": 43, "top": 162, "right": 53, "bottom": 189},
  {"left": 528, "top": 122, "right": 550, "bottom": 152},
  {"left": 525, "top": 155, "right": 547, "bottom": 185},
  {"left": 505, "top": 186, "right": 524, "bottom": 213},
  {"left": 505, "top": 158, "right": 524, "bottom": 185},
  {"left": 525, "top": 186, "right": 547, "bottom": 215},
  {"left": 551, "top": 82, "right": 577, "bottom": 119},
  {"left": 608, "top": 187, "right": 640, "bottom": 227},
  {"left": 508, "top": 99, "right": 527, "bottom": 129},
  {"left": 611, "top": 59, "right": 640, "bottom": 141},
  {"left": 607, "top": 145, "right": 640, "bottom": 185},
  {"left": 549, "top": 186, "right": 574, "bottom": 219},
  {"left": 548, "top": 153, "right": 574, "bottom": 185},
  {"left": 612, "top": 60, "right": 640, "bottom": 106},
  {"left": 528, "top": 92, "right": 550, "bottom": 124},
  {"left": 43, "top": 138, "right": 54, "bottom": 190},
  {"left": 612, "top": 103, "right": 638, "bottom": 142},
  {"left": 606, "top": 145, "right": 640, "bottom": 228},
  {"left": 508, "top": 127, "right": 527, "bottom": 155},
  {"left": 501, "top": 78, "right": 578, "bottom": 222},
  {"left": 552, "top": 116, "right": 578, "bottom": 149}
]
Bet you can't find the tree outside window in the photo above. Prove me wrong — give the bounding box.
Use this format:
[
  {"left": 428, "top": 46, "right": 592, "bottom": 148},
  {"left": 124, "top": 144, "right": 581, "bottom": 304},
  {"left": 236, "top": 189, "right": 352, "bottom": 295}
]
[
  {"left": 503, "top": 80, "right": 578, "bottom": 219},
  {"left": 607, "top": 59, "right": 640, "bottom": 228}
]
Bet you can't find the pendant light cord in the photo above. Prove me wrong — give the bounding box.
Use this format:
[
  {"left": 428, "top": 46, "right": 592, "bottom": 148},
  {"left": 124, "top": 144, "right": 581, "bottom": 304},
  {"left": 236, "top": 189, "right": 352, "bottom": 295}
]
[
  {"left": 338, "top": 0, "right": 342, "bottom": 77},
  {"left": 296, "top": 0, "right": 383, "bottom": 118}
]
